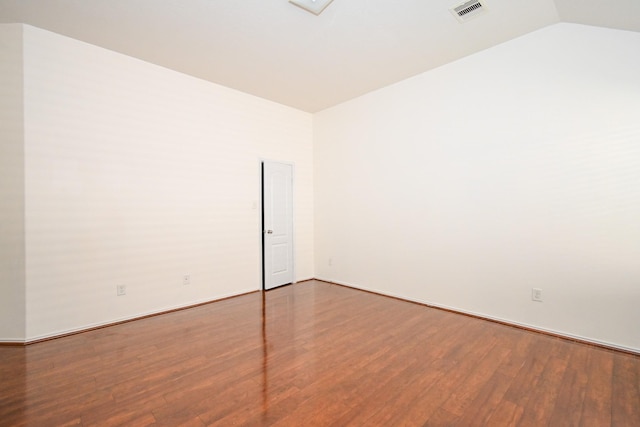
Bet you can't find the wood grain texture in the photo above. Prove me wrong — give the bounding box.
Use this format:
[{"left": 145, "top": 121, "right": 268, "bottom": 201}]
[{"left": 0, "top": 280, "right": 638, "bottom": 426}]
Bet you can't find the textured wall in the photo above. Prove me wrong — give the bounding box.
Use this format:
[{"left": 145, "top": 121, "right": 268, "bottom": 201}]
[
  {"left": 314, "top": 24, "right": 640, "bottom": 352},
  {"left": 21, "top": 25, "right": 313, "bottom": 340},
  {"left": 0, "top": 24, "right": 26, "bottom": 341}
]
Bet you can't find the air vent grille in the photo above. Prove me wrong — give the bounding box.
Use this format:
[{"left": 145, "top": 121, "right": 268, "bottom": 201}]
[
  {"left": 450, "top": 0, "right": 487, "bottom": 22},
  {"left": 458, "top": 2, "right": 482, "bottom": 16}
]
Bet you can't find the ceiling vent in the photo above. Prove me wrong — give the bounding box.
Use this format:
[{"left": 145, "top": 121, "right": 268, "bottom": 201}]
[{"left": 450, "top": 0, "right": 487, "bottom": 23}]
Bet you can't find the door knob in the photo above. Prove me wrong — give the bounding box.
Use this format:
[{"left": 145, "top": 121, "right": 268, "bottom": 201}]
[{"left": 266, "top": 230, "right": 273, "bottom": 234}]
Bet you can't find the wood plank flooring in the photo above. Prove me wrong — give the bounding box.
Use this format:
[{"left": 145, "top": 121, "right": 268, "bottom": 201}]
[{"left": 1, "top": 280, "right": 639, "bottom": 426}]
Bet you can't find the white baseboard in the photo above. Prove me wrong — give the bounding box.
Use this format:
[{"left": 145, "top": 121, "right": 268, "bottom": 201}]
[
  {"left": 314, "top": 276, "right": 640, "bottom": 355},
  {"left": 18, "top": 288, "right": 258, "bottom": 344}
]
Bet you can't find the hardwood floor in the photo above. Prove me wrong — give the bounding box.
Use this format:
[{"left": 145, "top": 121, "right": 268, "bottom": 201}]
[{"left": 1, "top": 280, "right": 638, "bottom": 426}]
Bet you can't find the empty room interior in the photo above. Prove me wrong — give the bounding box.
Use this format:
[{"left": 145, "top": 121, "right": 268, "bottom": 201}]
[{"left": 1, "top": 0, "right": 639, "bottom": 425}]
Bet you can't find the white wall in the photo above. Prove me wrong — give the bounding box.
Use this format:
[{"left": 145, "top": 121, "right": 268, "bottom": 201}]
[
  {"left": 314, "top": 24, "right": 640, "bottom": 352},
  {"left": 5, "top": 22, "right": 639, "bottom": 351},
  {"left": 20, "top": 25, "right": 313, "bottom": 341},
  {"left": 0, "top": 24, "right": 26, "bottom": 341}
]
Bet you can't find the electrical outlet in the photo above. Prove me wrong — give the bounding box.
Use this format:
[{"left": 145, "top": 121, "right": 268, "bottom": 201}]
[
  {"left": 532, "top": 288, "right": 543, "bottom": 302},
  {"left": 117, "top": 285, "right": 126, "bottom": 296},
  {"left": 328, "top": 258, "right": 333, "bottom": 266},
  {"left": 183, "top": 274, "right": 191, "bottom": 286}
]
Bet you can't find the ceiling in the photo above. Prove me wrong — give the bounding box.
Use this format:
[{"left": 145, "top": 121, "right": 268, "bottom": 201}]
[{"left": 0, "top": 0, "right": 638, "bottom": 112}]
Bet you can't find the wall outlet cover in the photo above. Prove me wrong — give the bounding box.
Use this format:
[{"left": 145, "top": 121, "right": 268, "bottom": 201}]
[{"left": 532, "top": 288, "right": 543, "bottom": 302}]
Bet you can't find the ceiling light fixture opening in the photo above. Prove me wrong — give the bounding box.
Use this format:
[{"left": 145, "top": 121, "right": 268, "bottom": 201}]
[{"left": 289, "top": 0, "right": 334, "bottom": 15}]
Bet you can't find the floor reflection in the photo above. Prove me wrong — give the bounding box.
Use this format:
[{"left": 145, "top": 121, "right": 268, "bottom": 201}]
[
  {"left": 261, "top": 289, "right": 268, "bottom": 414},
  {"left": 259, "top": 284, "right": 315, "bottom": 422}
]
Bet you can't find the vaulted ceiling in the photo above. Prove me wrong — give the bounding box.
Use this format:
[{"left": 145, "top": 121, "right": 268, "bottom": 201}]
[{"left": 1, "top": 0, "right": 638, "bottom": 112}]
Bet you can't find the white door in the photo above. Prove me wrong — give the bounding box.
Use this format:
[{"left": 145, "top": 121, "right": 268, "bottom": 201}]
[{"left": 263, "top": 162, "right": 294, "bottom": 290}]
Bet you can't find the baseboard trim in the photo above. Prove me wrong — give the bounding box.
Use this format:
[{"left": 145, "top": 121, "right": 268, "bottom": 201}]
[
  {"left": 0, "top": 278, "right": 318, "bottom": 345},
  {"left": 5, "top": 279, "right": 637, "bottom": 356},
  {"left": 0, "top": 290, "right": 259, "bottom": 346},
  {"left": 313, "top": 278, "right": 640, "bottom": 357}
]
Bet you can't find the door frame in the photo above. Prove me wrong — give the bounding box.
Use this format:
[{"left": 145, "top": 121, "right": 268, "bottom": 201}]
[{"left": 259, "top": 158, "right": 296, "bottom": 291}]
